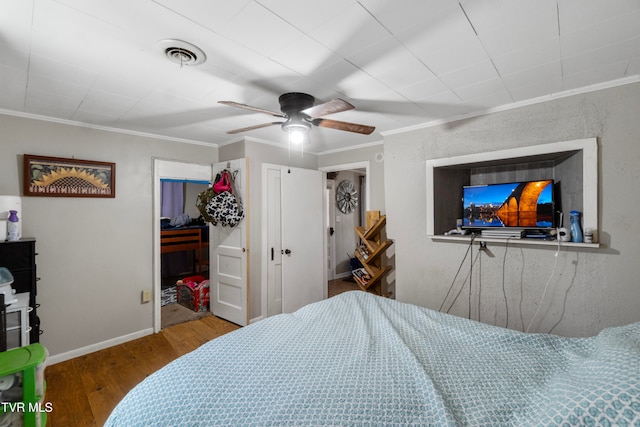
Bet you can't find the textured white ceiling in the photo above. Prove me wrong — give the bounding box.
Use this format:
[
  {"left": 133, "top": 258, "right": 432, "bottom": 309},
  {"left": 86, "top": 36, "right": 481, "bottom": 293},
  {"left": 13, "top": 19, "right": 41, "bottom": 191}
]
[{"left": 1, "top": 0, "right": 639, "bottom": 153}]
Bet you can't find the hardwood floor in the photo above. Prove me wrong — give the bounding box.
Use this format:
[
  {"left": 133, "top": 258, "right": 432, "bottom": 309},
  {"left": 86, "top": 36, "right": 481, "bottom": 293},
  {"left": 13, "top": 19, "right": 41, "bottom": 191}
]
[
  {"left": 43, "top": 279, "right": 362, "bottom": 426},
  {"left": 328, "top": 277, "right": 382, "bottom": 297},
  {"left": 44, "top": 316, "right": 239, "bottom": 426}
]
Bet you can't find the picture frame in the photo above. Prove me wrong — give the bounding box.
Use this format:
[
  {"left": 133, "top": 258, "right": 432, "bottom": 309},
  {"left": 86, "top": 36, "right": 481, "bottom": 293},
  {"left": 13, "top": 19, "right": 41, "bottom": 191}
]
[{"left": 23, "top": 154, "right": 116, "bottom": 198}]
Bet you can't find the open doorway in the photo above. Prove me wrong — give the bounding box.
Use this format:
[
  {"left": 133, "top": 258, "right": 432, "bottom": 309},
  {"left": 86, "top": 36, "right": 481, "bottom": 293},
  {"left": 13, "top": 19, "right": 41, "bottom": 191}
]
[
  {"left": 153, "top": 159, "right": 214, "bottom": 333},
  {"left": 159, "top": 179, "right": 211, "bottom": 329},
  {"left": 319, "top": 162, "right": 369, "bottom": 297}
]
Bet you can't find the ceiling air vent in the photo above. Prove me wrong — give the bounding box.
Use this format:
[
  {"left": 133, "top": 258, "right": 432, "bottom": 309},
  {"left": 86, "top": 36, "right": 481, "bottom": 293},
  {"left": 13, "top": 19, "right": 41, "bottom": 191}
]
[{"left": 157, "top": 39, "right": 206, "bottom": 66}]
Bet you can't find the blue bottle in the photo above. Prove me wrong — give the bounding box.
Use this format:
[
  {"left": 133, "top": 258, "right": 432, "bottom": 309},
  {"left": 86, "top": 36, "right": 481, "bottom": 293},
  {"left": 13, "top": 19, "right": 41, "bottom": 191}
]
[{"left": 570, "top": 210, "right": 583, "bottom": 243}]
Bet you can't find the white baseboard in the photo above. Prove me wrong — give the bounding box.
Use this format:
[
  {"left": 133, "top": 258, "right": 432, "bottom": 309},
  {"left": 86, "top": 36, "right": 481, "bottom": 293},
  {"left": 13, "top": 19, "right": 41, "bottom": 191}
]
[
  {"left": 249, "top": 315, "right": 264, "bottom": 324},
  {"left": 46, "top": 328, "right": 154, "bottom": 365},
  {"left": 335, "top": 271, "right": 352, "bottom": 279}
]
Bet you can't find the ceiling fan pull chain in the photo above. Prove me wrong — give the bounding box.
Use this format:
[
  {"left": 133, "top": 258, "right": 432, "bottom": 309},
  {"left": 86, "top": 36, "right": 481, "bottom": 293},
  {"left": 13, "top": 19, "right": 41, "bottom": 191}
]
[{"left": 287, "top": 134, "right": 291, "bottom": 170}]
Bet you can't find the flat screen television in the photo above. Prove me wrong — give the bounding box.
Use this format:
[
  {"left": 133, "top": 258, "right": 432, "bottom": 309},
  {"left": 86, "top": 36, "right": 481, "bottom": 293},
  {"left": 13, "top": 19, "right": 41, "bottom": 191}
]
[{"left": 462, "top": 180, "right": 554, "bottom": 229}]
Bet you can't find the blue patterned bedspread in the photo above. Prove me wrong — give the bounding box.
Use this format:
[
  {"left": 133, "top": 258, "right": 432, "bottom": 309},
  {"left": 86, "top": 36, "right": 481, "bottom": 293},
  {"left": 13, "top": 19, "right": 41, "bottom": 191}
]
[{"left": 105, "top": 291, "right": 640, "bottom": 426}]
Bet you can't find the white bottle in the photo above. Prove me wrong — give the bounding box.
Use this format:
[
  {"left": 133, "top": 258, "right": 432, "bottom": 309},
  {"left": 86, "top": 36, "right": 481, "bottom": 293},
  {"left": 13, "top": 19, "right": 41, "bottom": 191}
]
[{"left": 7, "top": 210, "right": 19, "bottom": 241}]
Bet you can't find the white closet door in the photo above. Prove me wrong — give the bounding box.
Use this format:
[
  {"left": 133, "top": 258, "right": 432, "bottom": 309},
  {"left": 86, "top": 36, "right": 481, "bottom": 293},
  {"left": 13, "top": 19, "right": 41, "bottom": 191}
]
[
  {"left": 281, "top": 166, "right": 326, "bottom": 313},
  {"left": 210, "top": 158, "right": 249, "bottom": 326}
]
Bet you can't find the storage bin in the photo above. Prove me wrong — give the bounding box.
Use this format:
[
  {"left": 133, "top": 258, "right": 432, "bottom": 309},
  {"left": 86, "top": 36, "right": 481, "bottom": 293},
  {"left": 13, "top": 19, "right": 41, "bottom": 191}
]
[
  {"left": 0, "top": 343, "right": 48, "bottom": 427},
  {"left": 176, "top": 276, "right": 210, "bottom": 312}
]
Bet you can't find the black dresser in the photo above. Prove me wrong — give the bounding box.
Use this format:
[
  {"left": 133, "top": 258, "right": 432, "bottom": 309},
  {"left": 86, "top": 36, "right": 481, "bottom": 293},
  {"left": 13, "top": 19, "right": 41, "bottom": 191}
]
[{"left": 0, "top": 238, "right": 40, "bottom": 343}]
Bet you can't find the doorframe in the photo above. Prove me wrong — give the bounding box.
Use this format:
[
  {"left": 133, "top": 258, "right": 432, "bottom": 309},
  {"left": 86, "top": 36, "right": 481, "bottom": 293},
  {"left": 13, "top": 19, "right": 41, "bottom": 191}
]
[
  {"left": 318, "top": 161, "right": 371, "bottom": 280},
  {"left": 152, "top": 158, "right": 213, "bottom": 333},
  {"left": 326, "top": 179, "right": 336, "bottom": 281}
]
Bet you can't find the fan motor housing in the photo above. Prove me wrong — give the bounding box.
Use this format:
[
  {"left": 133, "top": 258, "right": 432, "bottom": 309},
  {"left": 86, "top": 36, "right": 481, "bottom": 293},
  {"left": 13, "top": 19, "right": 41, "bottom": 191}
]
[{"left": 278, "top": 93, "right": 315, "bottom": 115}]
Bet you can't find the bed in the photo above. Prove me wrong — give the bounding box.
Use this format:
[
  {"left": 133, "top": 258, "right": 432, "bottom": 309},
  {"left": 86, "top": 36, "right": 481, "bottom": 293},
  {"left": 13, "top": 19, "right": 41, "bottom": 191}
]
[
  {"left": 105, "top": 291, "right": 639, "bottom": 426},
  {"left": 160, "top": 226, "right": 208, "bottom": 274}
]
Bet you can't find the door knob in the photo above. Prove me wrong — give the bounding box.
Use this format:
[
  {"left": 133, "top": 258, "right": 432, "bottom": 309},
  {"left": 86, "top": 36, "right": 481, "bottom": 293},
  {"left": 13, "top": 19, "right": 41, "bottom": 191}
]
[{"left": 284, "top": 249, "right": 292, "bottom": 255}]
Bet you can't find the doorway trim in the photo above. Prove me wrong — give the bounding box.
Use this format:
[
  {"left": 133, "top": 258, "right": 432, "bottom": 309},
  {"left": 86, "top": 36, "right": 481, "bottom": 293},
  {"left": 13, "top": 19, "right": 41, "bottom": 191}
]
[
  {"left": 152, "top": 158, "right": 213, "bottom": 333},
  {"left": 326, "top": 179, "right": 336, "bottom": 281},
  {"left": 318, "top": 161, "right": 370, "bottom": 211},
  {"left": 319, "top": 161, "right": 371, "bottom": 281}
]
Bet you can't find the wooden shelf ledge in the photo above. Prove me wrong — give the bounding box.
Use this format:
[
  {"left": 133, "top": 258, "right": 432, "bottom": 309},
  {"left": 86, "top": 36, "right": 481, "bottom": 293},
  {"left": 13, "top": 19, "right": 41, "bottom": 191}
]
[{"left": 430, "top": 234, "right": 601, "bottom": 248}]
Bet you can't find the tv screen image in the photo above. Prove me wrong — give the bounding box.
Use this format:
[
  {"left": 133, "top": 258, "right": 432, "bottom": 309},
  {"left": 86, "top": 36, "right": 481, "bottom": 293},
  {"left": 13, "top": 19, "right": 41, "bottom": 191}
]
[{"left": 462, "top": 180, "right": 554, "bottom": 229}]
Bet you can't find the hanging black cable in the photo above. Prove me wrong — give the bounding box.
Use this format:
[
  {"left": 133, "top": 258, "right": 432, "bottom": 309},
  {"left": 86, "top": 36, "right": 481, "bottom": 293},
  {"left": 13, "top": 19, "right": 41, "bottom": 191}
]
[
  {"left": 438, "top": 237, "right": 473, "bottom": 312},
  {"left": 477, "top": 247, "right": 482, "bottom": 323},
  {"left": 444, "top": 250, "right": 481, "bottom": 314},
  {"left": 502, "top": 238, "right": 511, "bottom": 328},
  {"left": 468, "top": 236, "right": 473, "bottom": 319}
]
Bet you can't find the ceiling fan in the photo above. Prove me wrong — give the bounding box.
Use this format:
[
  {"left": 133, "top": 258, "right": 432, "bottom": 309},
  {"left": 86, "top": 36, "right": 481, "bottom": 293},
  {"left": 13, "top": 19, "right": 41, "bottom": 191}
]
[{"left": 218, "top": 93, "right": 375, "bottom": 141}]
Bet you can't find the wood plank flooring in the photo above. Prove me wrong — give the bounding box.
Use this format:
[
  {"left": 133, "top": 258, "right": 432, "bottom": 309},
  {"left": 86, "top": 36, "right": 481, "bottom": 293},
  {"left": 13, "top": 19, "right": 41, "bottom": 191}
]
[
  {"left": 44, "top": 279, "right": 361, "bottom": 426},
  {"left": 328, "top": 276, "right": 381, "bottom": 297},
  {"left": 45, "top": 316, "right": 239, "bottom": 426}
]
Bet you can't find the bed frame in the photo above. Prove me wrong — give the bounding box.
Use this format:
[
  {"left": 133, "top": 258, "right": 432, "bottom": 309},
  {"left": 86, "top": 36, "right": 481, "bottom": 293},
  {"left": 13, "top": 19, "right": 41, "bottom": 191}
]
[{"left": 160, "top": 227, "right": 208, "bottom": 273}]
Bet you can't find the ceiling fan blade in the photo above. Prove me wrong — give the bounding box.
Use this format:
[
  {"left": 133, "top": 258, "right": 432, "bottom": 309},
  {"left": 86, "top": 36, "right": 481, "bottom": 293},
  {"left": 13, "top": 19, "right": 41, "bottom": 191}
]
[
  {"left": 226, "top": 122, "right": 282, "bottom": 134},
  {"left": 218, "top": 101, "right": 286, "bottom": 118},
  {"left": 301, "top": 98, "right": 354, "bottom": 118},
  {"left": 312, "top": 118, "right": 375, "bottom": 135}
]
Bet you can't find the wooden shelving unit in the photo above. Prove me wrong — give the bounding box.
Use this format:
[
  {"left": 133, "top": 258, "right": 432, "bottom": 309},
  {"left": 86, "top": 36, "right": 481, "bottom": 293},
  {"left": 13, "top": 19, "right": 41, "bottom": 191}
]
[{"left": 353, "top": 211, "right": 393, "bottom": 297}]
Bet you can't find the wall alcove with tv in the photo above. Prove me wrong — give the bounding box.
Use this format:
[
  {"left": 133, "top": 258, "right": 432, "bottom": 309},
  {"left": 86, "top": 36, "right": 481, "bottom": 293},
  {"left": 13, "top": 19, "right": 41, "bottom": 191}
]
[{"left": 426, "top": 138, "right": 599, "bottom": 248}]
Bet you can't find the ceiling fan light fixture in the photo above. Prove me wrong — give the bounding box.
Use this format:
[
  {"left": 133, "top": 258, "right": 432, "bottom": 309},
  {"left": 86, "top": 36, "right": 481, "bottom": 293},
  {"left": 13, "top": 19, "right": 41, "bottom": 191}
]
[
  {"left": 281, "top": 115, "right": 311, "bottom": 137},
  {"left": 289, "top": 129, "right": 305, "bottom": 144}
]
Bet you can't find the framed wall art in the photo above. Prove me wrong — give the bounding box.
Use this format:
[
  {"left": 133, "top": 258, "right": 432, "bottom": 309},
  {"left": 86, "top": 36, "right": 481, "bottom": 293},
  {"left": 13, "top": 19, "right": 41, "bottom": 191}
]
[{"left": 23, "top": 154, "right": 116, "bottom": 198}]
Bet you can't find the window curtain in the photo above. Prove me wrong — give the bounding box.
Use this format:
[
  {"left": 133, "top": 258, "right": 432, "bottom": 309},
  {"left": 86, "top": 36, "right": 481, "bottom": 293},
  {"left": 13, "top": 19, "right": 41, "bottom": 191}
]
[
  {"left": 161, "top": 181, "right": 184, "bottom": 218},
  {"left": 161, "top": 181, "right": 188, "bottom": 278}
]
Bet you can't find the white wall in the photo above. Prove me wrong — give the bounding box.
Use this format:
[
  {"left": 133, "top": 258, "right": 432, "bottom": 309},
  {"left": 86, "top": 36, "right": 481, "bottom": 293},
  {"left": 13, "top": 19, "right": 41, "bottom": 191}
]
[
  {"left": 0, "top": 114, "right": 218, "bottom": 358},
  {"left": 384, "top": 82, "right": 640, "bottom": 337}
]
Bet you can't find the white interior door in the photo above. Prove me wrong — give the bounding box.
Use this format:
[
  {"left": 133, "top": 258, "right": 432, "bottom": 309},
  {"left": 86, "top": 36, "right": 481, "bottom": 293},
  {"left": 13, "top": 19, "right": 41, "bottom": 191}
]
[
  {"left": 281, "top": 167, "right": 326, "bottom": 313},
  {"left": 210, "top": 158, "right": 249, "bottom": 326}
]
